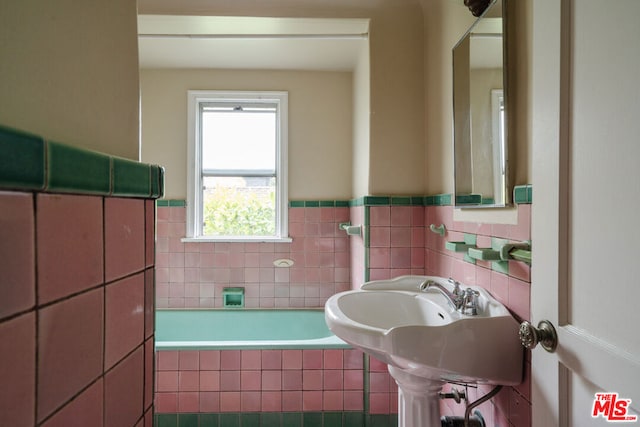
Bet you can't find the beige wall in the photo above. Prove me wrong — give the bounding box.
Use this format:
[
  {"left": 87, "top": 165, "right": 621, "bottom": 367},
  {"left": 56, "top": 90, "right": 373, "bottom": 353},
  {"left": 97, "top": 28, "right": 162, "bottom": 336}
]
[
  {"left": 140, "top": 69, "right": 353, "bottom": 200},
  {"left": 366, "top": 3, "right": 425, "bottom": 196},
  {"left": 138, "top": 0, "right": 425, "bottom": 198},
  {"left": 352, "top": 45, "right": 371, "bottom": 197},
  {"left": 0, "top": 0, "right": 140, "bottom": 159}
]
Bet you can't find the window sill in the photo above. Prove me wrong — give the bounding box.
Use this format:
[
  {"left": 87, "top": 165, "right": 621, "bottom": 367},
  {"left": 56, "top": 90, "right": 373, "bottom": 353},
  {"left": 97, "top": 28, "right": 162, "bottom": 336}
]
[{"left": 181, "top": 236, "right": 293, "bottom": 244}]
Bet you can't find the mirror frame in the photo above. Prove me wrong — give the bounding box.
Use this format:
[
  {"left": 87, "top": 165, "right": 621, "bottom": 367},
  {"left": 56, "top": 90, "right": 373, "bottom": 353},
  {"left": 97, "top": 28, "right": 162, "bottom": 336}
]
[{"left": 452, "top": 0, "right": 510, "bottom": 209}]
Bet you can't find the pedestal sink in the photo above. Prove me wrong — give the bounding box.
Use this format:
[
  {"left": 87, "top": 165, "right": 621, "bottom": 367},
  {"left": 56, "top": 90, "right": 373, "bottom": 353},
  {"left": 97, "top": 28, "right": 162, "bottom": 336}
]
[{"left": 324, "top": 276, "right": 523, "bottom": 427}]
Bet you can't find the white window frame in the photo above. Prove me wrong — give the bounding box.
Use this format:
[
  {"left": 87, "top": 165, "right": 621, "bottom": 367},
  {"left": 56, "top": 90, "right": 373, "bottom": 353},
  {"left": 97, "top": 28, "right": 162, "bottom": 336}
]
[{"left": 184, "top": 90, "right": 290, "bottom": 242}]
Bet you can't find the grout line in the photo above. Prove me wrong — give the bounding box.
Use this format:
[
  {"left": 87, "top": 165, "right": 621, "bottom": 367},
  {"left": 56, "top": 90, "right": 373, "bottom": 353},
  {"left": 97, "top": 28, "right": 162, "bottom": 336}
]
[
  {"left": 101, "top": 196, "right": 107, "bottom": 427},
  {"left": 32, "top": 191, "right": 40, "bottom": 425}
]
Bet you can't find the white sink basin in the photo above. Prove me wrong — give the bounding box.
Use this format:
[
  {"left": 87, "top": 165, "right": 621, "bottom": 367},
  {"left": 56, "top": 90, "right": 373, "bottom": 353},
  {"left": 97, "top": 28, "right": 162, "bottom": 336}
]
[{"left": 325, "top": 276, "right": 523, "bottom": 385}]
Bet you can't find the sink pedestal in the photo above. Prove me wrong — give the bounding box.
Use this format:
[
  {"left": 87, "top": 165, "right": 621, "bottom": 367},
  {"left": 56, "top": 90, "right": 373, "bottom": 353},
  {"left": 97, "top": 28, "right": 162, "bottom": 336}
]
[{"left": 389, "top": 366, "right": 443, "bottom": 427}]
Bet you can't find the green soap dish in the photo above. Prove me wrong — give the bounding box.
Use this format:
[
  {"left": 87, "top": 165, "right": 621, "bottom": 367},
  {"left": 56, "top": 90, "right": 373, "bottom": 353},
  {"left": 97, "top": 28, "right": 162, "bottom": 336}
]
[
  {"left": 222, "top": 287, "right": 245, "bottom": 308},
  {"left": 445, "top": 241, "right": 476, "bottom": 252},
  {"left": 468, "top": 247, "right": 502, "bottom": 261}
]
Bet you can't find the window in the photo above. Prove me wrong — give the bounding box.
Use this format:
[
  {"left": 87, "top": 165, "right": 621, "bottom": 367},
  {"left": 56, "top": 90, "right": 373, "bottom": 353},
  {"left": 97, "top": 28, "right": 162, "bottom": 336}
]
[{"left": 186, "top": 91, "right": 289, "bottom": 241}]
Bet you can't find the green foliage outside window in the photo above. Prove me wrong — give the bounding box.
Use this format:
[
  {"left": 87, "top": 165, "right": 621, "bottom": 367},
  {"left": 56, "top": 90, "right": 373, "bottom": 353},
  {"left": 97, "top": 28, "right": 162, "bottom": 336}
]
[{"left": 203, "top": 186, "right": 276, "bottom": 236}]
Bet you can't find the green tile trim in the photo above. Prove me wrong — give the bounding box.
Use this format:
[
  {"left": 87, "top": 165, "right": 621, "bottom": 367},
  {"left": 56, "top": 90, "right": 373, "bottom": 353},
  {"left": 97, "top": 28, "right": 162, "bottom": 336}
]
[
  {"left": 290, "top": 189, "right": 530, "bottom": 210},
  {"left": 199, "top": 414, "right": 219, "bottom": 426},
  {"left": 47, "top": 141, "right": 111, "bottom": 194},
  {"left": 289, "top": 200, "right": 352, "bottom": 208},
  {"left": 363, "top": 204, "right": 370, "bottom": 283},
  {"left": 157, "top": 199, "right": 187, "bottom": 207},
  {"left": 155, "top": 412, "right": 369, "bottom": 427},
  {"left": 177, "top": 413, "right": 199, "bottom": 427},
  {"left": 240, "top": 413, "right": 260, "bottom": 427},
  {"left": 112, "top": 156, "right": 150, "bottom": 197},
  {"left": 219, "top": 413, "right": 240, "bottom": 427},
  {"left": 424, "top": 193, "right": 453, "bottom": 206},
  {"left": 0, "top": 125, "right": 45, "bottom": 190},
  {"left": 281, "top": 413, "right": 302, "bottom": 427},
  {"left": 368, "top": 414, "right": 399, "bottom": 427},
  {"left": 260, "top": 412, "right": 282, "bottom": 427},
  {"left": 151, "top": 165, "right": 164, "bottom": 198},
  {"left": 323, "top": 412, "right": 343, "bottom": 426},
  {"left": 390, "top": 196, "right": 411, "bottom": 205},
  {"left": 0, "top": 124, "right": 164, "bottom": 199},
  {"left": 364, "top": 206, "right": 370, "bottom": 245},
  {"left": 155, "top": 413, "right": 178, "bottom": 427},
  {"left": 436, "top": 193, "right": 453, "bottom": 206},
  {"left": 513, "top": 184, "right": 533, "bottom": 204},
  {"left": 411, "top": 196, "right": 425, "bottom": 205},
  {"left": 303, "top": 412, "right": 323, "bottom": 427},
  {"left": 349, "top": 197, "right": 365, "bottom": 207},
  {"left": 349, "top": 196, "right": 426, "bottom": 207},
  {"left": 363, "top": 196, "right": 390, "bottom": 205},
  {"left": 344, "top": 411, "right": 365, "bottom": 427}
]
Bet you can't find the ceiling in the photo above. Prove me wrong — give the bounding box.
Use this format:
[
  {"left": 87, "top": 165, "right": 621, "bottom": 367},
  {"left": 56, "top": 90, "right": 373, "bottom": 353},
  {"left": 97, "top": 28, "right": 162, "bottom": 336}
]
[{"left": 138, "top": 16, "right": 369, "bottom": 71}]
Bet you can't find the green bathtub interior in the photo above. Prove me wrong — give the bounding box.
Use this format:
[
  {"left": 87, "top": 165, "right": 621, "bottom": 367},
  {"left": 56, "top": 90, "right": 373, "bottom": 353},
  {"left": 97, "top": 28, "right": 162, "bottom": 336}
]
[{"left": 155, "top": 309, "right": 349, "bottom": 350}]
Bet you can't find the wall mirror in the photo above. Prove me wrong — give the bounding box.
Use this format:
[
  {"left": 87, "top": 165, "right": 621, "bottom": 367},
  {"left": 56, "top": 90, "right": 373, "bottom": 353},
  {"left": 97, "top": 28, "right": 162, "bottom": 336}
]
[{"left": 452, "top": 0, "right": 509, "bottom": 208}]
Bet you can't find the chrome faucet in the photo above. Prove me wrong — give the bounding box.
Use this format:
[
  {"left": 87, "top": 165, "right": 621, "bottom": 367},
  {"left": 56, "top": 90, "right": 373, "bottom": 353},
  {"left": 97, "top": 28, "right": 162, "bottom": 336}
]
[
  {"left": 459, "top": 288, "right": 480, "bottom": 315},
  {"left": 419, "top": 278, "right": 479, "bottom": 315}
]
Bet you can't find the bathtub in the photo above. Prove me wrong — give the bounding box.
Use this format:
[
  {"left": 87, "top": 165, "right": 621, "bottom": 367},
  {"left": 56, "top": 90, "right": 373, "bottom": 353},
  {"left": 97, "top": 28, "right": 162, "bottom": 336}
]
[{"left": 155, "top": 308, "right": 348, "bottom": 350}]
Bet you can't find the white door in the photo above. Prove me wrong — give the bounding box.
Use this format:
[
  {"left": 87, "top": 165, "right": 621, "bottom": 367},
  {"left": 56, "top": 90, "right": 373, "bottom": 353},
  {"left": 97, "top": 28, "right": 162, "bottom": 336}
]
[{"left": 531, "top": 0, "right": 640, "bottom": 425}]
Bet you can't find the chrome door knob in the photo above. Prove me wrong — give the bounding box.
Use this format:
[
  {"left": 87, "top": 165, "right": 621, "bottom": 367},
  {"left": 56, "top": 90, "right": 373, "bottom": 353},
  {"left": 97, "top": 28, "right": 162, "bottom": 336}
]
[{"left": 519, "top": 320, "right": 558, "bottom": 352}]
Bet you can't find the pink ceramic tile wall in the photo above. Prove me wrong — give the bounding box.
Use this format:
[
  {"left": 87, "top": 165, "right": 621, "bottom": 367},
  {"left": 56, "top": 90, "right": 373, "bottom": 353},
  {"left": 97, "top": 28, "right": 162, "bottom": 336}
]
[
  {"left": 155, "top": 348, "right": 365, "bottom": 414},
  {"left": 368, "top": 206, "right": 426, "bottom": 281},
  {"left": 0, "top": 192, "right": 156, "bottom": 427},
  {"left": 424, "top": 204, "right": 532, "bottom": 427},
  {"left": 156, "top": 206, "right": 351, "bottom": 309}
]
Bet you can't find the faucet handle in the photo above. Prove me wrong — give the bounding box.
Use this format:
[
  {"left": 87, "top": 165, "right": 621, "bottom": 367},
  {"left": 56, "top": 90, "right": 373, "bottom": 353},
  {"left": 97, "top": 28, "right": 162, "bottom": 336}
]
[
  {"left": 448, "top": 278, "right": 462, "bottom": 295},
  {"left": 461, "top": 288, "right": 480, "bottom": 315}
]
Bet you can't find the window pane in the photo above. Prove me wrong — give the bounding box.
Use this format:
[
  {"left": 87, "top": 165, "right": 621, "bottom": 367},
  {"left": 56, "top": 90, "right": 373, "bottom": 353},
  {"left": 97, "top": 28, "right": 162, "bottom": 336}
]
[
  {"left": 202, "top": 176, "right": 276, "bottom": 236},
  {"left": 202, "top": 110, "right": 276, "bottom": 171}
]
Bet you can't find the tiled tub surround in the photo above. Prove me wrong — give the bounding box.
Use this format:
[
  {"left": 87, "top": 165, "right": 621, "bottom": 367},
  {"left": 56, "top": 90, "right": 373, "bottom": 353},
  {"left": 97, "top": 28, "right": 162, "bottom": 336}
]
[
  {"left": 154, "top": 349, "right": 367, "bottom": 422},
  {"left": 0, "top": 125, "right": 162, "bottom": 427},
  {"left": 156, "top": 202, "right": 351, "bottom": 309}
]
